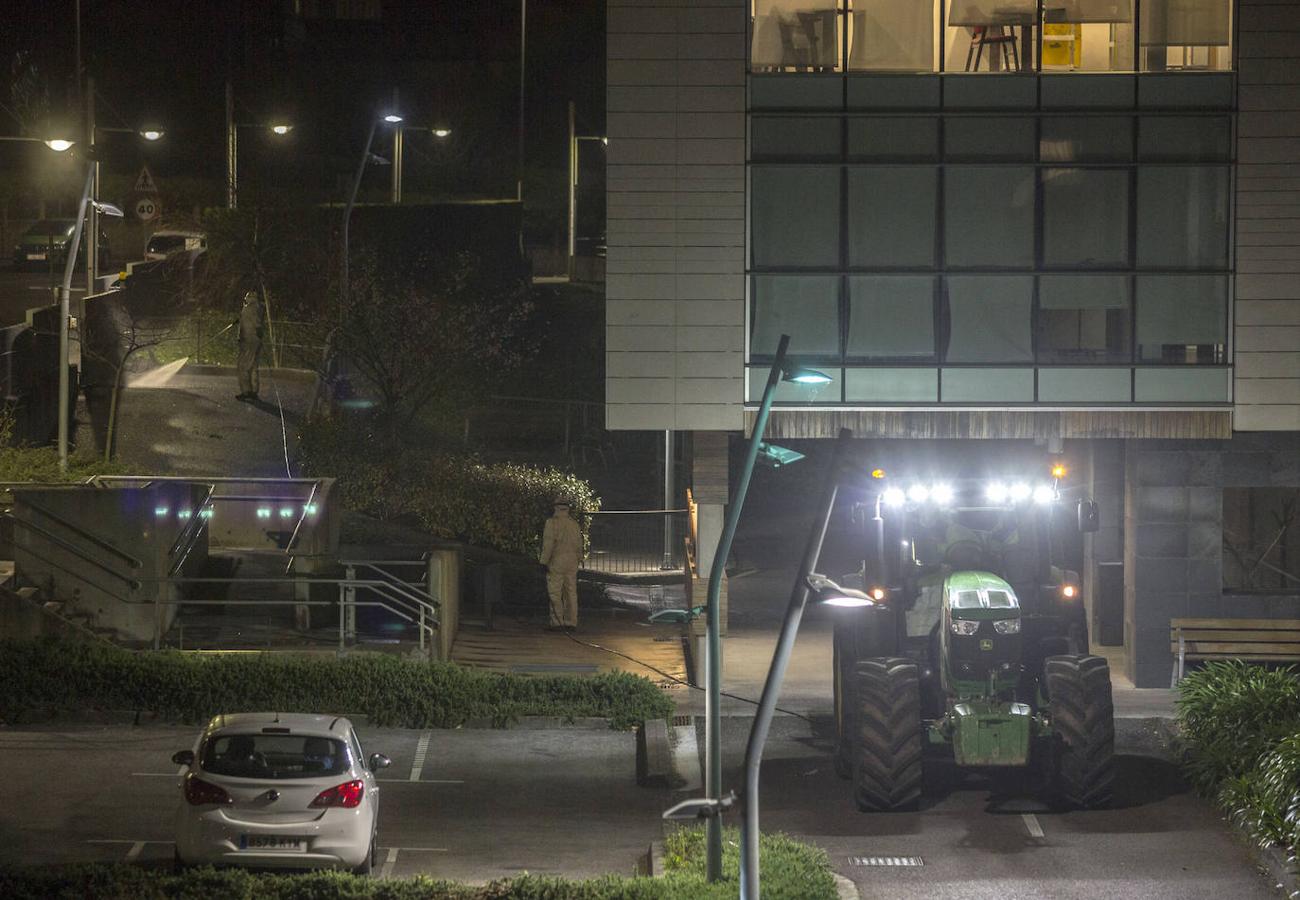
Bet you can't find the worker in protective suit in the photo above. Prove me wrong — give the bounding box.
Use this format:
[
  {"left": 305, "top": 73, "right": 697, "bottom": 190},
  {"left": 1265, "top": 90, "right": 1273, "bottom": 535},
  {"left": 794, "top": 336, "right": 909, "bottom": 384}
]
[
  {"left": 235, "top": 290, "right": 264, "bottom": 402},
  {"left": 540, "top": 497, "right": 583, "bottom": 631}
]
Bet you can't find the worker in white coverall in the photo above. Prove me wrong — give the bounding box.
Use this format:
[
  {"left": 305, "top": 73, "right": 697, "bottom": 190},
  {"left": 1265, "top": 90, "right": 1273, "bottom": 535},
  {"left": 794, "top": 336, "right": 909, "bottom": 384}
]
[
  {"left": 235, "top": 290, "right": 264, "bottom": 402},
  {"left": 540, "top": 497, "right": 583, "bottom": 631}
]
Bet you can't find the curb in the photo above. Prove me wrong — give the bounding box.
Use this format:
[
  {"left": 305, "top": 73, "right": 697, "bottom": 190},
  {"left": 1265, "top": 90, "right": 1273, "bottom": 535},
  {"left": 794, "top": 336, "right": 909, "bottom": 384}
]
[
  {"left": 833, "top": 872, "right": 861, "bottom": 899},
  {"left": 1114, "top": 715, "right": 1181, "bottom": 763},
  {"left": 1253, "top": 841, "right": 1299, "bottom": 900},
  {"left": 637, "top": 718, "right": 674, "bottom": 787}
]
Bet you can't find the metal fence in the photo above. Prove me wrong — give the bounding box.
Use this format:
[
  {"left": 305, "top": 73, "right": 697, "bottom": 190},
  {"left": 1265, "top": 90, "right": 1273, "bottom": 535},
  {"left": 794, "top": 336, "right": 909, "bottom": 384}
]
[{"left": 584, "top": 509, "right": 687, "bottom": 575}]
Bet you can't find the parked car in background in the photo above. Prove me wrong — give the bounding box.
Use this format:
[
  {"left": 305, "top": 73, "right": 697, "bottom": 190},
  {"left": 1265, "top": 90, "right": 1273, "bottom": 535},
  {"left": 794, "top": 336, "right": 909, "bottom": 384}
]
[
  {"left": 12, "top": 219, "right": 112, "bottom": 272},
  {"left": 172, "top": 712, "right": 390, "bottom": 874},
  {"left": 144, "top": 229, "right": 206, "bottom": 261}
]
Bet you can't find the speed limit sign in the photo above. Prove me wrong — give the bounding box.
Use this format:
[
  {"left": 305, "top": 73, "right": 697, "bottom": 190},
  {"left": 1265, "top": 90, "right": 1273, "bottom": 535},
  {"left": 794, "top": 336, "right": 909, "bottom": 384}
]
[{"left": 135, "top": 198, "right": 160, "bottom": 222}]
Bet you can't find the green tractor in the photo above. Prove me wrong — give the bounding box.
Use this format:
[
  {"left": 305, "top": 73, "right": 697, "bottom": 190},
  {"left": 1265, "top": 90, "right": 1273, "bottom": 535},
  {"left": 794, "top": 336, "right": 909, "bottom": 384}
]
[{"left": 832, "top": 470, "right": 1114, "bottom": 812}]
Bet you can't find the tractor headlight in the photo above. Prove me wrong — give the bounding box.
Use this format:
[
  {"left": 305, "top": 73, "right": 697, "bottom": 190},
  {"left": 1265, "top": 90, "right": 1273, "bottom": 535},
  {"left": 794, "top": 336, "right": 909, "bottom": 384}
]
[
  {"left": 993, "top": 618, "right": 1021, "bottom": 635},
  {"left": 950, "top": 619, "right": 980, "bottom": 636}
]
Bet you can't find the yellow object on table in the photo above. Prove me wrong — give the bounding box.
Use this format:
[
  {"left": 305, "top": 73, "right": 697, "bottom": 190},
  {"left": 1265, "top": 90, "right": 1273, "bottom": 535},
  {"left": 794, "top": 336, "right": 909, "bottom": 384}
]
[{"left": 1043, "top": 23, "right": 1083, "bottom": 68}]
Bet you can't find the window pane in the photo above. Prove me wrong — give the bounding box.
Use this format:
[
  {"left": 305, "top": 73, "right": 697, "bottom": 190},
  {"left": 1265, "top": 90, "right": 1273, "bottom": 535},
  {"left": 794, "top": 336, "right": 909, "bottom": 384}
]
[
  {"left": 847, "top": 276, "right": 935, "bottom": 359},
  {"left": 1040, "top": 117, "right": 1133, "bottom": 162},
  {"left": 847, "top": 0, "right": 936, "bottom": 71},
  {"left": 1042, "top": 169, "right": 1130, "bottom": 267},
  {"left": 944, "top": 117, "right": 1035, "bottom": 161},
  {"left": 848, "top": 167, "right": 937, "bottom": 267},
  {"left": 946, "top": 0, "right": 1036, "bottom": 72},
  {"left": 1136, "top": 166, "right": 1229, "bottom": 269},
  {"left": 941, "top": 367, "right": 1035, "bottom": 400},
  {"left": 1138, "top": 116, "right": 1231, "bottom": 161},
  {"left": 752, "top": 117, "right": 841, "bottom": 159},
  {"left": 848, "top": 117, "right": 939, "bottom": 161},
  {"left": 752, "top": 275, "right": 841, "bottom": 358},
  {"left": 944, "top": 167, "right": 1034, "bottom": 268},
  {"left": 945, "top": 275, "right": 1033, "bottom": 363},
  {"left": 1223, "top": 488, "right": 1300, "bottom": 593},
  {"left": 1041, "top": 3, "right": 1136, "bottom": 73},
  {"left": 1038, "top": 368, "right": 1133, "bottom": 401},
  {"left": 752, "top": 167, "right": 841, "bottom": 268},
  {"left": 1135, "top": 274, "right": 1227, "bottom": 363},
  {"left": 844, "top": 367, "right": 939, "bottom": 401},
  {"left": 752, "top": 0, "right": 842, "bottom": 73},
  {"left": 1038, "top": 275, "right": 1132, "bottom": 363},
  {"left": 1140, "top": 0, "right": 1232, "bottom": 71}
]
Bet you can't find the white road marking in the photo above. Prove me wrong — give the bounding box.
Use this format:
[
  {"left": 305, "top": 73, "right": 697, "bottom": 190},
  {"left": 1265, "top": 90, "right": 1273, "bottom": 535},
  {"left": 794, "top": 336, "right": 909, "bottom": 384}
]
[
  {"left": 380, "top": 847, "right": 399, "bottom": 879},
  {"left": 409, "top": 731, "right": 432, "bottom": 782},
  {"left": 380, "top": 778, "right": 464, "bottom": 784},
  {"left": 1022, "top": 813, "right": 1045, "bottom": 839},
  {"left": 125, "top": 841, "right": 145, "bottom": 861}
]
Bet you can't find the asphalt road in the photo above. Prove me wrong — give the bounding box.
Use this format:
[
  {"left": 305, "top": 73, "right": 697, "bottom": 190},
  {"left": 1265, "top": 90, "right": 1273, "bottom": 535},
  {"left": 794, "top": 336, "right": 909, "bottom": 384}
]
[
  {"left": 0, "top": 722, "right": 663, "bottom": 882},
  {"left": 713, "top": 715, "right": 1277, "bottom": 900}
]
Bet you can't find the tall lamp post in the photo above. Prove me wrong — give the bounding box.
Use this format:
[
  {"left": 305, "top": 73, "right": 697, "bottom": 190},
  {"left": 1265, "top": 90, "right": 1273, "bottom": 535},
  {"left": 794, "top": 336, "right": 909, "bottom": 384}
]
[
  {"left": 738, "top": 427, "right": 863, "bottom": 899},
  {"left": 341, "top": 111, "right": 402, "bottom": 302},
  {"left": 702, "top": 333, "right": 832, "bottom": 881},
  {"left": 224, "top": 80, "right": 293, "bottom": 209}
]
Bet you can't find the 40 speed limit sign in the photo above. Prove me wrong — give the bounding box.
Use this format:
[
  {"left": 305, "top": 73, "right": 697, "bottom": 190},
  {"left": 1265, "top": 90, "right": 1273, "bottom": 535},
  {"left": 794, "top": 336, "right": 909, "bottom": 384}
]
[{"left": 135, "top": 197, "right": 160, "bottom": 222}]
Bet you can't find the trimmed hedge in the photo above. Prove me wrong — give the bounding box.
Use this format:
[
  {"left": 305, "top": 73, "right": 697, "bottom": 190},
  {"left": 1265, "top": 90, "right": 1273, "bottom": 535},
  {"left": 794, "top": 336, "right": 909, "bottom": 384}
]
[
  {"left": 297, "top": 417, "right": 598, "bottom": 558},
  {"left": 0, "top": 828, "right": 840, "bottom": 900},
  {"left": 1177, "top": 660, "right": 1300, "bottom": 862},
  {"left": 0, "top": 639, "right": 672, "bottom": 731}
]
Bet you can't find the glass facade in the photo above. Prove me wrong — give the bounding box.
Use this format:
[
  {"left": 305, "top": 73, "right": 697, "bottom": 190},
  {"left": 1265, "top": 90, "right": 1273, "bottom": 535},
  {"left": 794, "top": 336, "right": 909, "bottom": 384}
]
[
  {"left": 750, "top": 0, "right": 1231, "bottom": 73},
  {"left": 748, "top": 84, "right": 1232, "bottom": 405}
]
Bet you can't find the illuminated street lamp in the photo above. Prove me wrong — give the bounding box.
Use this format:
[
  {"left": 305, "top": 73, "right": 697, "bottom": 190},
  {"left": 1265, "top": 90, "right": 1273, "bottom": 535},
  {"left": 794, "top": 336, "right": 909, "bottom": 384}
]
[
  {"left": 224, "top": 81, "right": 293, "bottom": 208},
  {"left": 44, "top": 138, "right": 75, "bottom": 152}
]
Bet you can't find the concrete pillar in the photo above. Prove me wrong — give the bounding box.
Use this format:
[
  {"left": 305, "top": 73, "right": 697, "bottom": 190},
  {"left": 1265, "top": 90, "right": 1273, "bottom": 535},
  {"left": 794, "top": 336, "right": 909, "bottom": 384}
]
[
  {"left": 1084, "top": 440, "right": 1124, "bottom": 647},
  {"left": 691, "top": 431, "right": 731, "bottom": 632}
]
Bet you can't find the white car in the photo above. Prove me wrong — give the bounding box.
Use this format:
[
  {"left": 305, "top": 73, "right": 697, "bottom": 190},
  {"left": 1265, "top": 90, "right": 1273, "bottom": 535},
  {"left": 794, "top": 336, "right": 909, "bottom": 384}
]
[{"left": 172, "top": 713, "right": 390, "bottom": 874}]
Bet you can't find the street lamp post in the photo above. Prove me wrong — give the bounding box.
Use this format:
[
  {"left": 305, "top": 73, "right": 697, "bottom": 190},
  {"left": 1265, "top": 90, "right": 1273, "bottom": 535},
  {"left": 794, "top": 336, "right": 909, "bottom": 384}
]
[
  {"left": 225, "top": 80, "right": 292, "bottom": 209},
  {"left": 739, "top": 427, "right": 856, "bottom": 899},
  {"left": 341, "top": 113, "right": 402, "bottom": 302},
  {"left": 702, "top": 334, "right": 831, "bottom": 882}
]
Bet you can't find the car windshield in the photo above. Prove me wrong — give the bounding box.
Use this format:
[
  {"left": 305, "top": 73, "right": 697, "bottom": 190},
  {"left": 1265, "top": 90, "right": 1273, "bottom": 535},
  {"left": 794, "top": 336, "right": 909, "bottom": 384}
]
[
  {"left": 986, "top": 589, "right": 1016, "bottom": 608},
  {"left": 950, "top": 588, "right": 1019, "bottom": 610},
  {"left": 951, "top": 590, "right": 982, "bottom": 609},
  {"left": 201, "top": 733, "right": 350, "bottom": 780},
  {"left": 147, "top": 235, "right": 188, "bottom": 254}
]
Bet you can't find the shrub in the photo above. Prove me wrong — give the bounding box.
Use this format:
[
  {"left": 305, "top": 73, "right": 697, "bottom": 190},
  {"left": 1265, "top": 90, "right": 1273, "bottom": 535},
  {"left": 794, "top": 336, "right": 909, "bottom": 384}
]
[
  {"left": 297, "top": 416, "right": 598, "bottom": 558},
  {"left": 1175, "top": 660, "right": 1300, "bottom": 793},
  {"left": 0, "top": 639, "right": 671, "bottom": 731}
]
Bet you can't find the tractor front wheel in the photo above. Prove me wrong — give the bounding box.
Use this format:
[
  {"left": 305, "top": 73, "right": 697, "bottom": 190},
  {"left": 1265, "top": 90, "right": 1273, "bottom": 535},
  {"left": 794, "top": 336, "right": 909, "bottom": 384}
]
[
  {"left": 1045, "top": 654, "right": 1115, "bottom": 809},
  {"left": 853, "top": 657, "right": 922, "bottom": 812}
]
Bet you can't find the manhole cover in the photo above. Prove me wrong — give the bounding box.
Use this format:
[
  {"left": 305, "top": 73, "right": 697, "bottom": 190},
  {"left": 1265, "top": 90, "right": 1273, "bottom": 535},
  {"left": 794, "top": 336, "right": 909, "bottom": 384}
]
[{"left": 850, "top": 856, "right": 923, "bottom": 867}]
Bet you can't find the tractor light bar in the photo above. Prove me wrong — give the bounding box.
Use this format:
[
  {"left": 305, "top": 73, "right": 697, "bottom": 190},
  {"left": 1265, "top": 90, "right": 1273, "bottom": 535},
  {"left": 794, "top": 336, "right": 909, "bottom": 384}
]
[{"left": 883, "top": 481, "right": 1059, "bottom": 507}]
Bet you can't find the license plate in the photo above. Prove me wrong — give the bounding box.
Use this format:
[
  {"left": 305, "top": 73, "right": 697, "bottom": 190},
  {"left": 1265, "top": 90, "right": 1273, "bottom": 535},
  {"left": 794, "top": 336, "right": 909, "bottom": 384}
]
[
  {"left": 26, "top": 253, "right": 45, "bottom": 260},
  {"left": 240, "top": 834, "right": 304, "bottom": 851}
]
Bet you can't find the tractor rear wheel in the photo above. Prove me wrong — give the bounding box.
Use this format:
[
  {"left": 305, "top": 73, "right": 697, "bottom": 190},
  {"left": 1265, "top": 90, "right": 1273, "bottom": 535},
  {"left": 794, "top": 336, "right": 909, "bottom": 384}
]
[
  {"left": 853, "top": 657, "right": 922, "bottom": 812},
  {"left": 1045, "top": 654, "right": 1115, "bottom": 809}
]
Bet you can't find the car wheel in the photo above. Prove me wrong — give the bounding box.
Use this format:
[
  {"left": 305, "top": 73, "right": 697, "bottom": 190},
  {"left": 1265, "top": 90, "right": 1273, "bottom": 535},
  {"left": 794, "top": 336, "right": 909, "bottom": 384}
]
[{"left": 352, "top": 836, "right": 375, "bottom": 877}]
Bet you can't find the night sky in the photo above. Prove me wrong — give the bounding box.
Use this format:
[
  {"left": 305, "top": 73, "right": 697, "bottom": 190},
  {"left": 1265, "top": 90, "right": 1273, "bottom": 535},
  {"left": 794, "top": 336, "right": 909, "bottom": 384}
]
[{"left": 1, "top": 1, "right": 605, "bottom": 219}]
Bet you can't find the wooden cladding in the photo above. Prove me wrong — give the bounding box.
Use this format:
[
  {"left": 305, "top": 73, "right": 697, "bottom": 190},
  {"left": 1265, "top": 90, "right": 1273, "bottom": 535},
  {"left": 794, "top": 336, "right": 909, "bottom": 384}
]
[
  {"left": 689, "top": 431, "right": 731, "bottom": 504},
  {"left": 746, "top": 409, "right": 1233, "bottom": 440}
]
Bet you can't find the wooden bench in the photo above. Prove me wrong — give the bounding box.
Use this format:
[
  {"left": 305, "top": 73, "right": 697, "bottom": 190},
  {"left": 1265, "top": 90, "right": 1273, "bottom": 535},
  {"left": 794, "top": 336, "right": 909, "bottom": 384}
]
[{"left": 1171, "top": 618, "right": 1300, "bottom": 685}]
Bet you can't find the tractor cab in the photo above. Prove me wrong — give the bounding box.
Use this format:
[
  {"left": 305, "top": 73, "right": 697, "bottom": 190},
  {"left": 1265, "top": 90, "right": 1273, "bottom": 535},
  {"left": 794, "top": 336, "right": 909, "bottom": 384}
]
[{"left": 941, "top": 571, "right": 1022, "bottom": 700}]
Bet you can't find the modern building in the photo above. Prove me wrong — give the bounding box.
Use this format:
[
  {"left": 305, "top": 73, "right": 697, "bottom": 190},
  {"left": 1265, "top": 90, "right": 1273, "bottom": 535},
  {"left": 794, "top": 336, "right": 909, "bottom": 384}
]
[{"left": 605, "top": 0, "right": 1299, "bottom": 687}]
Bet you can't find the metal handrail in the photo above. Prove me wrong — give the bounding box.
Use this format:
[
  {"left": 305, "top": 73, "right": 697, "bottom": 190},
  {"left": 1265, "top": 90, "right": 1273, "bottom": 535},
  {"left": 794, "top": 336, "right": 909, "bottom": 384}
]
[
  {"left": 285, "top": 481, "right": 320, "bottom": 554},
  {"left": 15, "top": 501, "right": 143, "bottom": 570},
  {"left": 345, "top": 562, "right": 437, "bottom": 610},
  {"left": 167, "top": 485, "right": 216, "bottom": 559},
  {"left": 6, "top": 536, "right": 140, "bottom": 594}
]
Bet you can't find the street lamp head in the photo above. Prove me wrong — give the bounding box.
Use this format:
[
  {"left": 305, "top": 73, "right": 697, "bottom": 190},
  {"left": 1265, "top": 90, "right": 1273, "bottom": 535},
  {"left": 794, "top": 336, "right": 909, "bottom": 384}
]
[
  {"left": 662, "top": 793, "right": 735, "bottom": 822},
  {"left": 383, "top": 113, "right": 404, "bottom": 124},
  {"left": 270, "top": 123, "right": 293, "bottom": 136},
  {"left": 90, "top": 200, "right": 125, "bottom": 218},
  {"left": 805, "top": 574, "right": 878, "bottom": 608},
  {"left": 601, "top": 136, "right": 608, "bottom": 146},
  {"left": 780, "top": 364, "right": 832, "bottom": 386},
  {"left": 756, "top": 442, "right": 805, "bottom": 469},
  {"left": 138, "top": 128, "right": 165, "bottom": 142},
  {"left": 44, "top": 138, "right": 75, "bottom": 152},
  {"left": 432, "top": 127, "right": 451, "bottom": 138}
]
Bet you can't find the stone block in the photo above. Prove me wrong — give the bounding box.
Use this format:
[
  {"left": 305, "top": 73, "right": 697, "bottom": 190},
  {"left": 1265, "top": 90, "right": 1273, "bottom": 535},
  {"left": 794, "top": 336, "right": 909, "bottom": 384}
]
[
  {"left": 1186, "top": 558, "right": 1222, "bottom": 592},
  {"left": 1188, "top": 488, "right": 1222, "bottom": 525},
  {"left": 1223, "top": 452, "right": 1274, "bottom": 486},
  {"left": 1187, "top": 522, "right": 1223, "bottom": 559},
  {"left": 1136, "top": 524, "right": 1187, "bottom": 558},
  {"left": 1186, "top": 452, "right": 1223, "bottom": 486},
  {"left": 1137, "top": 487, "right": 1188, "bottom": 523},
  {"left": 1137, "top": 452, "right": 1191, "bottom": 486},
  {"left": 1185, "top": 592, "right": 1224, "bottom": 617}
]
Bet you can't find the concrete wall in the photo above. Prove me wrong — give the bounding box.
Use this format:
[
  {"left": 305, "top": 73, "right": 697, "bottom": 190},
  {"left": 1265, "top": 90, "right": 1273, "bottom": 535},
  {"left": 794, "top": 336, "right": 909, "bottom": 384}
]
[
  {"left": 606, "top": 0, "right": 747, "bottom": 432},
  {"left": 1234, "top": 0, "right": 1300, "bottom": 432},
  {"left": 1124, "top": 432, "right": 1300, "bottom": 687}
]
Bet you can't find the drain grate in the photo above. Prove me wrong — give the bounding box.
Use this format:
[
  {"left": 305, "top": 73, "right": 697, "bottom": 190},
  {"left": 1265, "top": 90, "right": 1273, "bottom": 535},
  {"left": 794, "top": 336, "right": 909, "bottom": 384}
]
[{"left": 850, "top": 856, "right": 924, "bottom": 868}]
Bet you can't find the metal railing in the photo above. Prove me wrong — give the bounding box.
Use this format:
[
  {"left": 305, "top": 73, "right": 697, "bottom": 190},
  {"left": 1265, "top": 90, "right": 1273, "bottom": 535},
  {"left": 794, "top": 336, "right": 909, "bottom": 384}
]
[{"left": 584, "top": 509, "right": 688, "bottom": 575}]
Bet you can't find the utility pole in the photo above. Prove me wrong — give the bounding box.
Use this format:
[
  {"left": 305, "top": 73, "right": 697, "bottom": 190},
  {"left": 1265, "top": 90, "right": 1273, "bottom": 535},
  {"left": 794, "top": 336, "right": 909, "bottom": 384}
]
[
  {"left": 85, "top": 76, "right": 98, "bottom": 298},
  {"left": 566, "top": 100, "right": 576, "bottom": 281},
  {"left": 391, "top": 88, "right": 403, "bottom": 204},
  {"left": 517, "top": 0, "right": 526, "bottom": 203},
  {"left": 225, "top": 81, "right": 237, "bottom": 208}
]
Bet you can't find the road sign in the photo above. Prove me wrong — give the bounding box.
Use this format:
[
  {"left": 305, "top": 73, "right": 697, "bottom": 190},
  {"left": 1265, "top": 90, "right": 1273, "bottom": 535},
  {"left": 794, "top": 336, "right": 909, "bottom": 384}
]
[
  {"left": 134, "top": 166, "right": 158, "bottom": 194},
  {"left": 135, "top": 197, "right": 160, "bottom": 222}
]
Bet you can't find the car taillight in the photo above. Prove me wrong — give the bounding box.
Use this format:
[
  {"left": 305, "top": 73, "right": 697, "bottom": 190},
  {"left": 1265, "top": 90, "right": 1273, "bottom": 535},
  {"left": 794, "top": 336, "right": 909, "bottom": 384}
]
[
  {"left": 184, "top": 774, "right": 232, "bottom": 806},
  {"left": 310, "top": 780, "right": 364, "bottom": 809}
]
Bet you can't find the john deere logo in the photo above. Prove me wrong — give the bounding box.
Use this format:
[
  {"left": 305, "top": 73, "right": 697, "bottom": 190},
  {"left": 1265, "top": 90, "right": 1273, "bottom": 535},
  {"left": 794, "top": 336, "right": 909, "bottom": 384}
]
[{"left": 980, "top": 639, "right": 994, "bottom": 651}]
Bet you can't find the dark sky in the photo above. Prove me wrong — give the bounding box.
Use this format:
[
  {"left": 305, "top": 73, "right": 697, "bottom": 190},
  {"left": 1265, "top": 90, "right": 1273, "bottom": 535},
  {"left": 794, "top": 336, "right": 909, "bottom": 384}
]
[{"left": 1, "top": 0, "right": 604, "bottom": 210}]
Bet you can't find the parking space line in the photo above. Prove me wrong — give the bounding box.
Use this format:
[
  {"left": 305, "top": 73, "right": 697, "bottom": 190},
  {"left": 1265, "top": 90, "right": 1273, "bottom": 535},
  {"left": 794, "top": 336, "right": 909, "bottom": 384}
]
[
  {"left": 1022, "top": 813, "right": 1045, "bottom": 839},
  {"left": 409, "top": 731, "right": 431, "bottom": 782},
  {"left": 380, "top": 847, "right": 399, "bottom": 879},
  {"left": 379, "top": 778, "right": 464, "bottom": 784}
]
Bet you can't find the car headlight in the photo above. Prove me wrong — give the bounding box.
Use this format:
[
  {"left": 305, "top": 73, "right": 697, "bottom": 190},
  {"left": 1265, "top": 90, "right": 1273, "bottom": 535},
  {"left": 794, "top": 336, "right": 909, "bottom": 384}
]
[
  {"left": 950, "top": 619, "right": 980, "bottom": 636},
  {"left": 993, "top": 618, "right": 1021, "bottom": 635}
]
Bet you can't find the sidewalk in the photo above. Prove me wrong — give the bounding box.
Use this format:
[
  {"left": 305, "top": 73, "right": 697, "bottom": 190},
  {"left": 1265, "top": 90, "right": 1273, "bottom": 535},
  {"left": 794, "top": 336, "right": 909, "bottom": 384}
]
[{"left": 95, "top": 361, "right": 316, "bottom": 477}]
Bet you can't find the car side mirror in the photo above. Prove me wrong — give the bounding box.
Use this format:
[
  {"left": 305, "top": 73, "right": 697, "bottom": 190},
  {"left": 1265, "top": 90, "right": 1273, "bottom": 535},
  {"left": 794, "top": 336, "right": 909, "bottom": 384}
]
[
  {"left": 1077, "top": 499, "right": 1100, "bottom": 534},
  {"left": 369, "top": 753, "right": 391, "bottom": 771},
  {"left": 172, "top": 750, "right": 195, "bottom": 767}
]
